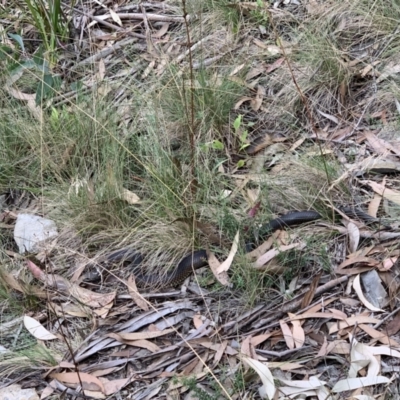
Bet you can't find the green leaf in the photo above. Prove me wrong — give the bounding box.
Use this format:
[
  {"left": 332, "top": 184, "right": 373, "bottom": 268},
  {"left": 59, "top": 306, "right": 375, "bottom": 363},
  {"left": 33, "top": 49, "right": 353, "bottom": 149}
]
[
  {"left": 0, "top": 45, "right": 14, "bottom": 61},
  {"left": 240, "top": 143, "right": 250, "bottom": 151},
  {"left": 211, "top": 140, "right": 224, "bottom": 150},
  {"left": 199, "top": 143, "right": 208, "bottom": 152},
  {"left": 233, "top": 115, "right": 242, "bottom": 131},
  {"left": 50, "top": 107, "right": 59, "bottom": 123},
  {"left": 36, "top": 74, "right": 54, "bottom": 105},
  {"left": 240, "top": 130, "right": 248, "bottom": 143},
  {"left": 70, "top": 80, "right": 83, "bottom": 91},
  {"left": 237, "top": 159, "right": 245, "bottom": 168},
  {"left": 8, "top": 33, "right": 25, "bottom": 53}
]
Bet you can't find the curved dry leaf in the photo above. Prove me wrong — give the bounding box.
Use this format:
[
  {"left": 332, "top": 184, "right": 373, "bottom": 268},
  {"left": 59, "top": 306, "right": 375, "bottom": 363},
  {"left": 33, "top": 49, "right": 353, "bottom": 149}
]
[
  {"left": 349, "top": 337, "right": 378, "bottom": 378},
  {"left": 346, "top": 222, "right": 360, "bottom": 253},
  {"left": 288, "top": 313, "right": 305, "bottom": 348},
  {"left": 123, "top": 339, "right": 161, "bottom": 352},
  {"left": 217, "top": 231, "right": 239, "bottom": 273},
  {"left": 280, "top": 320, "right": 294, "bottom": 349},
  {"left": 24, "top": 316, "right": 57, "bottom": 340},
  {"left": 332, "top": 376, "right": 389, "bottom": 392},
  {"left": 353, "top": 274, "right": 384, "bottom": 312},
  {"left": 251, "top": 85, "right": 265, "bottom": 111},
  {"left": 242, "top": 356, "right": 275, "bottom": 400},
  {"left": 208, "top": 251, "right": 231, "bottom": 286},
  {"left": 329, "top": 316, "right": 380, "bottom": 334},
  {"left": 153, "top": 22, "right": 169, "bottom": 38},
  {"left": 109, "top": 9, "right": 122, "bottom": 26},
  {"left": 368, "top": 192, "right": 382, "bottom": 218},
  {"left": 363, "top": 180, "right": 400, "bottom": 205},
  {"left": 254, "top": 242, "right": 305, "bottom": 268},
  {"left": 317, "top": 109, "right": 339, "bottom": 124},
  {"left": 379, "top": 257, "right": 397, "bottom": 271},
  {"left": 51, "top": 372, "right": 105, "bottom": 392},
  {"left": 103, "top": 378, "right": 131, "bottom": 396},
  {"left": 114, "top": 328, "right": 175, "bottom": 341},
  {"left": 234, "top": 96, "right": 252, "bottom": 109},
  {"left": 127, "top": 275, "right": 148, "bottom": 311}
]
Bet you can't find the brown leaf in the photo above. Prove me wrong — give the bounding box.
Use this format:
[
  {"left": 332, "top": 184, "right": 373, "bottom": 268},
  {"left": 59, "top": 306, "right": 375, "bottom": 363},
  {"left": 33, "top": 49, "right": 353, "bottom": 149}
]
[
  {"left": 300, "top": 272, "right": 321, "bottom": 308},
  {"left": 127, "top": 275, "right": 149, "bottom": 311},
  {"left": 385, "top": 310, "right": 400, "bottom": 336},
  {"left": 208, "top": 251, "right": 231, "bottom": 286},
  {"left": 212, "top": 340, "right": 228, "bottom": 367},
  {"left": 363, "top": 180, "right": 400, "bottom": 206},
  {"left": 51, "top": 372, "right": 105, "bottom": 392},
  {"left": 328, "top": 316, "right": 381, "bottom": 334},
  {"left": 112, "top": 328, "right": 175, "bottom": 341},
  {"left": 246, "top": 134, "right": 273, "bottom": 154},
  {"left": 280, "top": 320, "right": 294, "bottom": 349},
  {"left": 288, "top": 313, "right": 305, "bottom": 348},
  {"left": 245, "top": 66, "right": 264, "bottom": 80},
  {"left": 335, "top": 256, "right": 378, "bottom": 275},
  {"left": 233, "top": 96, "right": 253, "bottom": 109},
  {"left": 265, "top": 57, "right": 285, "bottom": 74},
  {"left": 290, "top": 311, "right": 345, "bottom": 321},
  {"left": 358, "top": 324, "right": 400, "bottom": 348},
  {"left": 250, "top": 333, "right": 273, "bottom": 347},
  {"left": 123, "top": 339, "right": 161, "bottom": 353},
  {"left": 103, "top": 378, "right": 132, "bottom": 396},
  {"left": 327, "top": 308, "right": 347, "bottom": 319},
  {"left": 152, "top": 22, "right": 169, "bottom": 38},
  {"left": 250, "top": 85, "right": 265, "bottom": 111},
  {"left": 193, "top": 314, "right": 204, "bottom": 329},
  {"left": 363, "top": 130, "right": 392, "bottom": 156},
  {"left": 246, "top": 232, "right": 277, "bottom": 260},
  {"left": 368, "top": 191, "right": 383, "bottom": 218},
  {"left": 241, "top": 336, "right": 256, "bottom": 359}
]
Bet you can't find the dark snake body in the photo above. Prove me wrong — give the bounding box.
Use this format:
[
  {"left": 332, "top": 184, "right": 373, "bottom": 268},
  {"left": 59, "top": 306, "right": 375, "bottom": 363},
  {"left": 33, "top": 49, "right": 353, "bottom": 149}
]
[{"left": 106, "top": 210, "right": 322, "bottom": 288}]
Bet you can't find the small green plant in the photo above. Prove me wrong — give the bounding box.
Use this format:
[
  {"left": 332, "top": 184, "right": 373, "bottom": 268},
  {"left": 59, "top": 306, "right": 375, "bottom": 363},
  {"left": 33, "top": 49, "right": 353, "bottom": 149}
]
[
  {"left": 23, "top": 0, "right": 72, "bottom": 65},
  {"left": 233, "top": 114, "right": 249, "bottom": 168},
  {"left": 0, "top": 34, "right": 61, "bottom": 104},
  {"left": 181, "top": 376, "right": 223, "bottom": 400},
  {"left": 249, "top": 0, "right": 269, "bottom": 26},
  {"left": 233, "top": 115, "right": 249, "bottom": 152}
]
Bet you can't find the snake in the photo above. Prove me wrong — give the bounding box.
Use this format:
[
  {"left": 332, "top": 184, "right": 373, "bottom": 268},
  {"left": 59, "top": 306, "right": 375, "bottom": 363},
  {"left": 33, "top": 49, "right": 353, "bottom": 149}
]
[
  {"left": 105, "top": 210, "right": 322, "bottom": 288},
  {"left": 103, "top": 206, "right": 385, "bottom": 288}
]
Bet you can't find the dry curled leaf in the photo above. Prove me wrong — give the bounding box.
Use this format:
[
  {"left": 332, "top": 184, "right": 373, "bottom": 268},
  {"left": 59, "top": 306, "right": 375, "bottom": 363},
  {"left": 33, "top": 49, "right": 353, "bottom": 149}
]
[{"left": 24, "top": 316, "right": 57, "bottom": 341}]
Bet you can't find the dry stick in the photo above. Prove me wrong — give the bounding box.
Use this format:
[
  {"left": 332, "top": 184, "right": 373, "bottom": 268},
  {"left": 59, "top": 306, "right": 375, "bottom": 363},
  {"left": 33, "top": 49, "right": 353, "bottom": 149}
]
[
  {"left": 192, "top": 54, "right": 225, "bottom": 69},
  {"left": 116, "top": 12, "right": 185, "bottom": 23},
  {"left": 373, "top": 305, "right": 400, "bottom": 330},
  {"left": 248, "top": 276, "right": 349, "bottom": 334},
  {"left": 63, "top": 2, "right": 147, "bottom": 39},
  {"left": 72, "top": 37, "right": 139, "bottom": 69},
  {"left": 257, "top": 345, "right": 313, "bottom": 358}
]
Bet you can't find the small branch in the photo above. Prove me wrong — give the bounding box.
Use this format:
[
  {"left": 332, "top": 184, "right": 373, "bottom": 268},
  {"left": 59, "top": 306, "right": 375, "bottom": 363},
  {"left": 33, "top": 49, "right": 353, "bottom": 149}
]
[
  {"left": 116, "top": 13, "right": 185, "bottom": 23},
  {"left": 71, "top": 37, "right": 140, "bottom": 69}
]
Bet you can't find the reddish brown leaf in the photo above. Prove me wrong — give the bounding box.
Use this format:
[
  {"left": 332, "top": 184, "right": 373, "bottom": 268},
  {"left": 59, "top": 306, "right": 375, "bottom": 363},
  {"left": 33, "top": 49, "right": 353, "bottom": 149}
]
[
  {"left": 385, "top": 310, "right": 400, "bottom": 336},
  {"left": 300, "top": 272, "right": 321, "bottom": 308}
]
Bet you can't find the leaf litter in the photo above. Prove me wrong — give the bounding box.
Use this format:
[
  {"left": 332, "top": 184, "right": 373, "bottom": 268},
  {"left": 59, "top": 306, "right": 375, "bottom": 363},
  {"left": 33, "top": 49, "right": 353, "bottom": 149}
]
[{"left": 2, "top": 0, "right": 400, "bottom": 399}]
